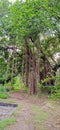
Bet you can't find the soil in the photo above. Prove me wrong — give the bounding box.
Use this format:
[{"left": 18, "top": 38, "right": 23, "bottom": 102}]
[{"left": 2, "top": 91, "right": 60, "bottom": 130}]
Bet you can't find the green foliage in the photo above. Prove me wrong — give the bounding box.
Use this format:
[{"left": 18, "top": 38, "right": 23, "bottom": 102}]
[
  {"left": 5, "top": 82, "right": 12, "bottom": 91},
  {"left": 10, "top": 0, "right": 56, "bottom": 41},
  {"left": 0, "top": 58, "right": 7, "bottom": 81},
  {"left": 0, "top": 84, "right": 4, "bottom": 92},
  {"left": 38, "top": 83, "right": 60, "bottom": 99},
  {"left": 0, "top": 92, "right": 8, "bottom": 99},
  {"left": 55, "top": 70, "right": 60, "bottom": 87},
  {"left": 46, "top": 85, "right": 60, "bottom": 94},
  {"left": 13, "top": 75, "right": 28, "bottom": 92},
  {"left": 0, "top": 118, "right": 16, "bottom": 130},
  {"left": 13, "top": 76, "right": 21, "bottom": 91},
  {"left": 55, "top": 90, "right": 60, "bottom": 99},
  {"left": 22, "top": 85, "right": 28, "bottom": 93},
  {"left": 38, "top": 82, "right": 60, "bottom": 94},
  {"left": 0, "top": 84, "right": 9, "bottom": 99},
  {"left": 41, "top": 76, "right": 55, "bottom": 84},
  {"left": 38, "top": 83, "right": 44, "bottom": 90},
  {"left": 0, "top": 0, "right": 60, "bottom": 96},
  {"left": 51, "top": 90, "right": 60, "bottom": 99}
]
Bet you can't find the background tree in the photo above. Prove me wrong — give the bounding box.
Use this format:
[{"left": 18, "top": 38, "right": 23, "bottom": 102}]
[{"left": 0, "top": 0, "right": 60, "bottom": 94}]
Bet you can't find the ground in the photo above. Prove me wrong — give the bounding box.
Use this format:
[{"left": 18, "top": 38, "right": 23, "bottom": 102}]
[{"left": 0, "top": 91, "right": 60, "bottom": 130}]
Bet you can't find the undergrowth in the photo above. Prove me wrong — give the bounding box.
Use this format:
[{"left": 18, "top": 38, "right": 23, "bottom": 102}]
[
  {"left": 0, "top": 92, "right": 8, "bottom": 99},
  {"left": 0, "top": 118, "right": 16, "bottom": 130}
]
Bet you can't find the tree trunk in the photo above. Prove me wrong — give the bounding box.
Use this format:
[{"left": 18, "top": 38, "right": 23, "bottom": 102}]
[
  {"left": 43, "top": 55, "right": 48, "bottom": 86},
  {"left": 24, "top": 39, "right": 29, "bottom": 87},
  {"left": 29, "top": 49, "right": 37, "bottom": 94}
]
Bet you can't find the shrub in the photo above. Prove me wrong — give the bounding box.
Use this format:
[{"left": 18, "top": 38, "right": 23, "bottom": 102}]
[
  {"left": 13, "top": 76, "right": 21, "bottom": 91},
  {"left": 0, "top": 92, "right": 8, "bottom": 99},
  {"left": 51, "top": 90, "right": 60, "bottom": 99},
  {"left": 0, "top": 84, "right": 4, "bottom": 92},
  {"left": 38, "top": 83, "right": 60, "bottom": 94},
  {"left": 55, "top": 75, "right": 60, "bottom": 87},
  {"left": 38, "top": 83, "right": 43, "bottom": 90},
  {"left": 22, "top": 85, "right": 28, "bottom": 93},
  {"left": 5, "top": 82, "right": 13, "bottom": 91}
]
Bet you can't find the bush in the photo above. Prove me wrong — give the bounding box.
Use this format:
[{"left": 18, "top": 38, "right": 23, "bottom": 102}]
[
  {"left": 0, "top": 92, "right": 8, "bottom": 99},
  {"left": 56, "top": 91, "right": 60, "bottom": 99},
  {"left": 0, "top": 84, "right": 4, "bottom": 92},
  {"left": 38, "top": 83, "right": 43, "bottom": 90},
  {"left": 13, "top": 76, "right": 21, "bottom": 91},
  {"left": 55, "top": 75, "right": 60, "bottom": 87},
  {"left": 45, "top": 85, "right": 59, "bottom": 94},
  {"left": 38, "top": 83, "right": 60, "bottom": 94},
  {"left": 22, "top": 85, "right": 28, "bottom": 93},
  {"left": 51, "top": 90, "right": 60, "bottom": 99},
  {"left": 5, "top": 82, "right": 13, "bottom": 91},
  {"left": 13, "top": 75, "right": 28, "bottom": 92}
]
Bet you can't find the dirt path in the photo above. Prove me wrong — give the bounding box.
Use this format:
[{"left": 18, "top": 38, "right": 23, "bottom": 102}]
[{"left": 5, "top": 92, "right": 60, "bottom": 130}]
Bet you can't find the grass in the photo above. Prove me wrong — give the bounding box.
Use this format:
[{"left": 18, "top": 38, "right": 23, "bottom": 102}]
[
  {"left": 0, "top": 99, "right": 15, "bottom": 105},
  {"left": 17, "top": 104, "right": 23, "bottom": 110},
  {"left": 32, "top": 111, "right": 47, "bottom": 123},
  {"left": 31, "top": 105, "right": 41, "bottom": 112},
  {"left": 12, "top": 111, "right": 19, "bottom": 117},
  {"left": 13, "top": 104, "right": 23, "bottom": 116},
  {"left": 25, "top": 105, "right": 48, "bottom": 130},
  {"left": 0, "top": 118, "right": 16, "bottom": 130},
  {"left": 6, "top": 99, "right": 15, "bottom": 104},
  {"left": 31, "top": 105, "right": 48, "bottom": 129}
]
